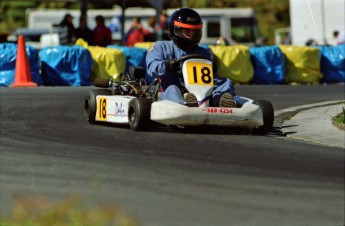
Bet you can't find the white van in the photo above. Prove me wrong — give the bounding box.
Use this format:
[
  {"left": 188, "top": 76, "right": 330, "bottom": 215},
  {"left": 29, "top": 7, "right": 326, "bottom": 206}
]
[
  {"left": 24, "top": 6, "right": 260, "bottom": 46},
  {"left": 25, "top": 6, "right": 155, "bottom": 42}
]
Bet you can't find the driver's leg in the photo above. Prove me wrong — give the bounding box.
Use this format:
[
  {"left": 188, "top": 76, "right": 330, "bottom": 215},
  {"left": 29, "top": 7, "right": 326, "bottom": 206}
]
[
  {"left": 212, "top": 78, "right": 236, "bottom": 107},
  {"left": 159, "top": 85, "right": 185, "bottom": 104},
  {"left": 159, "top": 85, "right": 198, "bottom": 107}
]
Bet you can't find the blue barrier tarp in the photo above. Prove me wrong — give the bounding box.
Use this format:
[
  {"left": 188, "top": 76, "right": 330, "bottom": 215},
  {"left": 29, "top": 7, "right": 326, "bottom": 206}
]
[
  {"left": 318, "top": 44, "right": 345, "bottom": 83},
  {"left": 108, "top": 45, "right": 147, "bottom": 69},
  {"left": 40, "top": 45, "right": 93, "bottom": 86},
  {"left": 250, "top": 45, "right": 286, "bottom": 84},
  {"left": 107, "top": 45, "right": 152, "bottom": 83},
  {"left": 0, "top": 43, "right": 42, "bottom": 86}
]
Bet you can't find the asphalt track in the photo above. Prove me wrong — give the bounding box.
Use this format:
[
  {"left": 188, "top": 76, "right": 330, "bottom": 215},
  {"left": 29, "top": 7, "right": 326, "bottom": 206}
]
[{"left": 0, "top": 85, "right": 344, "bottom": 225}]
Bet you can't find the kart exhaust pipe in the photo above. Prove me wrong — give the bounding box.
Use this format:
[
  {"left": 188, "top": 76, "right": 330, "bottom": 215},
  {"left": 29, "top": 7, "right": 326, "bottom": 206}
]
[{"left": 94, "top": 77, "right": 111, "bottom": 88}]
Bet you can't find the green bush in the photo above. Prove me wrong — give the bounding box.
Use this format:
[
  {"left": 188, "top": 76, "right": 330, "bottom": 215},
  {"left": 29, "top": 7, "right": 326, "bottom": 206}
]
[{"left": 0, "top": 194, "right": 137, "bottom": 226}]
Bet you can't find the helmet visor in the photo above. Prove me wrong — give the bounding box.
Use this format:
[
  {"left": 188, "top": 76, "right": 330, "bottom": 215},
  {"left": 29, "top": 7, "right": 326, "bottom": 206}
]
[{"left": 174, "top": 21, "right": 202, "bottom": 43}]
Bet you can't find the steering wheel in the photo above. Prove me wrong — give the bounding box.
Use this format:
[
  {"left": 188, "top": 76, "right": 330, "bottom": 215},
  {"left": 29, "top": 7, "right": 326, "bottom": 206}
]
[{"left": 174, "top": 54, "right": 210, "bottom": 65}]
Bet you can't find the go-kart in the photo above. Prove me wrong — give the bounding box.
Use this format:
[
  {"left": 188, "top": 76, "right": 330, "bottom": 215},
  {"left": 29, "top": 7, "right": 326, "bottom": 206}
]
[{"left": 84, "top": 55, "right": 274, "bottom": 134}]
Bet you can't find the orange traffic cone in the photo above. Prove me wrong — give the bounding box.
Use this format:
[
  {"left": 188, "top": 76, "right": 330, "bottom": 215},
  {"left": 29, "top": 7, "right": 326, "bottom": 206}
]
[{"left": 10, "top": 35, "right": 37, "bottom": 87}]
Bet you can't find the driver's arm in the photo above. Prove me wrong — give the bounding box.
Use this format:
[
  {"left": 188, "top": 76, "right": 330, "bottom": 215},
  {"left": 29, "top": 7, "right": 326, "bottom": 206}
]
[{"left": 146, "top": 41, "right": 171, "bottom": 78}]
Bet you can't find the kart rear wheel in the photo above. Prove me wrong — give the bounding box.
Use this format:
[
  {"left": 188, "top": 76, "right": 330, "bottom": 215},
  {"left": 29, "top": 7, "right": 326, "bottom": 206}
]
[
  {"left": 128, "top": 97, "right": 151, "bottom": 131},
  {"left": 252, "top": 100, "right": 274, "bottom": 135},
  {"left": 85, "top": 89, "right": 111, "bottom": 124}
]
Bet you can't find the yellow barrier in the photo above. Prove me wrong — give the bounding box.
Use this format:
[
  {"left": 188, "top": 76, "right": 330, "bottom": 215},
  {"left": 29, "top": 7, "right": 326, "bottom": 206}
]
[
  {"left": 75, "top": 38, "right": 325, "bottom": 85},
  {"left": 134, "top": 42, "right": 155, "bottom": 50},
  {"left": 209, "top": 45, "right": 254, "bottom": 84},
  {"left": 279, "top": 45, "right": 322, "bottom": 84},
  {"left": 76, "top": 38, "right": 126, "bottom": 82}
]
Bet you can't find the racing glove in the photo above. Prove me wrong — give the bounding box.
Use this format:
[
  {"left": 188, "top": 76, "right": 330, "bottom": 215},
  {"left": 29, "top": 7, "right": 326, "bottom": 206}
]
[{"left": 165, "top": 59, "right": 179, "bottom": 71}]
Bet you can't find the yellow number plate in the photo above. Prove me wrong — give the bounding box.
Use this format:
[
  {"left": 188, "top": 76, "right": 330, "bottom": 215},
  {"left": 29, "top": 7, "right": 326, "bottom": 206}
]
[
  {"left": 96, "top": 97, "right": 107, "bottom": 121},
  {"left": 186, "top": 61, "right": 214, "bottom": 86}
]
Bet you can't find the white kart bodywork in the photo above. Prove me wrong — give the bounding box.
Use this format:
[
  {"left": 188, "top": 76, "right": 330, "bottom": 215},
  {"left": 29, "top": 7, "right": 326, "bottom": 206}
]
[
  {"left": 149, "top": 58, "right": 264, "bottom": 128},
  {"left": 95, "top": 95, "right": 263, "bottom": 128},
  {"left": 150, "top": 99, "right": 263, "bottom": 128},
  {"left": 95, "top": 95, "right": 135, "bottom": 124}
]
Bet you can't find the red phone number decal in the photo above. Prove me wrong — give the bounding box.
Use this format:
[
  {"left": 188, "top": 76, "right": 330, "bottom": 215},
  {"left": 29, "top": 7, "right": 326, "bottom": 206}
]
[{"left": 202, "top": 107, "right": 233, "bottom": 114}]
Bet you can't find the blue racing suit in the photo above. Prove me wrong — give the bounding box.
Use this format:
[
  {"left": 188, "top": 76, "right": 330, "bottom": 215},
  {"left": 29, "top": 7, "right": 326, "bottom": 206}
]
[{"left": 146, "top": 40, "right": 235, "bottom": 106}]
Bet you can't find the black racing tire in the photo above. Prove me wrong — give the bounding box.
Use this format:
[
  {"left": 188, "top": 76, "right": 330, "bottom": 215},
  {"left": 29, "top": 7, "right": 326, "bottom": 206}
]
[
  {"left": 128, "top": 97, "right": 151, "bottom": 131},
  {"left": 84, "top": 89, "right": 111, "bottom": 124},
  {"left": 252, "top": 100, "right": 274, "bottom": 135}
]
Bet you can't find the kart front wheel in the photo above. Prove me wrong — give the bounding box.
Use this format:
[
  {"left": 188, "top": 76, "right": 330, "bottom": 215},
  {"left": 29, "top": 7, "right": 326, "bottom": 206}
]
[
  {"left": 85, "top": 89, "right": 111, "bottom": 124},
  {"left": 128, "top": 97, "right": 151, "bottom": 131},
  {"left": 252, "top": 100, "right": 274, "bottom": 135}
]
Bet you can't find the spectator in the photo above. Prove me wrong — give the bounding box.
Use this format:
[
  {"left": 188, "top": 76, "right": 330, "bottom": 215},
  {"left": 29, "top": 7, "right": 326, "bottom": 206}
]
[
  {"left": 216, "top": 36, "right": 230, "bottom": 46},
  {"left": 109, "top": 15, "right": 122, "bottom": 38},
  {"left": 125, "top": 17, "right": 150, "bottom": 47},
  {"left": 59, "top": 13, "right": 76, "bottom": 44},
  {"left": 93, "top": 15, "right": 112, "bottom": 47},
  {"left": 75, "top": 15, "right": 94, "bottom": 45},
  {"left": 155, "top": 12, "right": 169, "bottom": 40},
  {"left": 333, "top": 30, "right": 345, "bottom": 45},
  {"left": 144, "top": 16, "right": 158, "bottom": 42},
  {"left": 255, "top": 36, "right": 268, "bottom": 46},
  {"left": 305, "top": 38, "right": 318, "bottom": 46}
]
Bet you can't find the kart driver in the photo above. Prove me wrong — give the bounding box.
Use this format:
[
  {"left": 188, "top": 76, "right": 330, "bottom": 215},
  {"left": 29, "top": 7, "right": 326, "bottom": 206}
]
[{"left": 146, "top": 8, "right": 236, "bottom": 107}]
